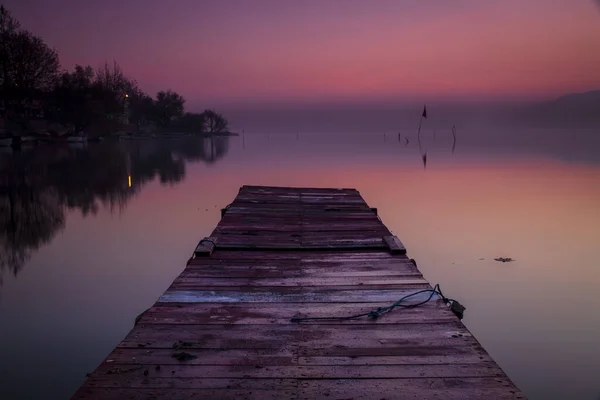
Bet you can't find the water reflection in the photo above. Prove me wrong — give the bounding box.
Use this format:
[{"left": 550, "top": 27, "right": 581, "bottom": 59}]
[
  {"left": 0, "top": 136, "right": 230, "bottom": 282},
  {"left": 0, "top": 129, "right": 599, "bottom": 400}
]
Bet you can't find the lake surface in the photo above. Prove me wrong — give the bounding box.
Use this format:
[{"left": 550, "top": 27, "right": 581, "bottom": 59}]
[{"left": 1, "top": 127, "right": 600, "bottom": 399}]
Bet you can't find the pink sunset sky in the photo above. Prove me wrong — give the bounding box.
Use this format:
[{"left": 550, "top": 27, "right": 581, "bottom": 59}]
[{"left": 5, "top": 0, "right": 600, "bottom": 108}]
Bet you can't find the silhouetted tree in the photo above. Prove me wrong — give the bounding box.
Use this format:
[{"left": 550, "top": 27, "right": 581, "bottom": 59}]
[
  {"left": 46, "top": 65, "right": 96, "bottom": 134},
  {"left": 95, "top": 61, "right": 132, "bottom": 93},
  {"left": 200, "top": 109, "right": 228, "bottom": 133},
  {"left": 0, "top": 5, "right": 19, "bottom": 33},
  {"left": 94, "top": 61, "right": 137, "bottom": 121},
  {"left": 47, "top": 62, "right": 140, "bottom": 135},
  {"left": 6, "top": 31, "right": 59, "bottom": 91},
  {"left": 0, "top": 7, "right": 59, "bottom": 94},
  {"left": 0, "top": 6, "right": 59, "bottom": 137},
  {"left": 171, "top": 112, "right": 204, "bottom": 133},
  {"left": 153, "top": 90, "right": 185, "bottom": 128},
  {"left": 0, "top": 5, "right": 19, "bottom": 92},
  {"left": 128, "top": 91, "right": 155, "bottom": 133}
]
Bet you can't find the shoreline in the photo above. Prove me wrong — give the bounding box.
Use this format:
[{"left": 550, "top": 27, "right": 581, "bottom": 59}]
[{"left": 0, "top": 131, "right": 238, "bottom": 147}]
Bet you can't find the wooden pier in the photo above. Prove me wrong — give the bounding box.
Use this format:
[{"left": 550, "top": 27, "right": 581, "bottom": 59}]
[{"left": 73, "top": 185, "right": 524, "bottom": 399}]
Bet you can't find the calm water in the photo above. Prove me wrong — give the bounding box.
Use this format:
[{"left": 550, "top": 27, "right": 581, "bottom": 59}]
[{"left": 1, "top": 128, "right": 600, "bottom": 399}]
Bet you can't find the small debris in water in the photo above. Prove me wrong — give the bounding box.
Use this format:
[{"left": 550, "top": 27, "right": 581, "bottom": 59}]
[
  {"left": 143, "top": 370, "right": 149, "bottom": 376},
  {"left": 479, "top": 258, "right": 485, "bottom": 260},
  {"left": 494, "top": 257, "right": 514, "bottom": 262},
  {"left": 171, "top": 351, "right": 197, "bottom": 361}
]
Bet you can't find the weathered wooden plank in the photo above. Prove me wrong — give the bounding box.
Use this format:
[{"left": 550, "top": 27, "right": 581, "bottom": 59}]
[
  {"left": 73, "top": 388, "right": 295, "bottom": 400},
  {"left": 215, "top": 222, "right": 386, "bottom": 230},
  {"left": 232, "top": 198, "right": 368, "bottom": 205},
  {"left": 180, "top": 266, "right": 422, "bottom": 278},
  {"left": 236, "top": 193, "right": 301, "bottom": 200},
  {"left": 97, "top": 348, "right": 493, "bottom": 367},
  {"left": 100, "top": 347, "right": 295, "bottom": 366},
  {"left": 84, "top": 364, "right": 505, "bottom": 385},
  {"left": 87, "top": 377, "right": 298, "bottom": 390},
  {"left": 301, "top": 237, "right": 386, "bottom": 246},
  {"left": 298, "top": 379, "right": 526, "bottom": 400},
  {"left": 158, "top": 287, "right": 438, "bottom": 303},
  {"left": 298, "top": 252, "right": 404, "bottom": 261},
  {"left": 219, "top": 215, "right": 380, "bottom": 223},
  {"left": 118, "top": 322, "right": 476, "bottom": 349},
  {"left": 197, "top": 250, "right": 401, "bottom": 262},
  {"left": 301, "top": 223, "right": 385, "bottom": 231},
  {"left": 240, "top": 185, "right": 358, "bottom": 193},
  {"left": 223, "top": 207, "right": 374, "bottom": 214},
  {"left": 216, "top": 234, "right": 302, "bottom": 246},
  {"left": 185, "top": 256, "right": 414, "bottom": 265},
  {"left": 74, "top": 380, "right": 525, "bottom": 400},
  {"left": 211, "top": 241, "right": 392, "bottom": 251},
  {"left": 137, "top": 303, "right": 456, "bottom": 325},
  {"left": 163, "top": 284, "right": 433, "bottom": 294},
  {"left": 300, "top": 198, "right": 366, "bottom": 204},
  {"left": 301, "top": 230, "right": 390, "bottom": 238},
  {"left": 117, "top": 332, "right": 478, "bottom": 352},
  {"left": 229, "top": 202, "right": 371, "bottom": 210},
  {"left": 213, "top": 225, "right": 302, "bottom": 232},
  {"left": 171, "top": 277, "right": 428, "bottom": 287},
  {"left": 297, "top": 354, "right": 494, "bottom": 365}
]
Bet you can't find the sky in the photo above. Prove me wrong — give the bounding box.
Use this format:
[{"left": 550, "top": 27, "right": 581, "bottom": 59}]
[{"left": 4, "top": 0, "right": 600, "bottom": 109}]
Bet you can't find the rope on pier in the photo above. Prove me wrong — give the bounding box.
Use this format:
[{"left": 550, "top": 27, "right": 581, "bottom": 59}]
[{"left": 290, "top": 259, "right": 466, "bottom": 322}]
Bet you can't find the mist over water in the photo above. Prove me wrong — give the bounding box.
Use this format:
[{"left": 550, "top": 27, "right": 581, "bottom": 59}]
[
  {"left": 222, "top": 94, "right": 600, "bottom": 131},
  {"left": 222, "top": 98, "right": 600, "bottom": 166}
]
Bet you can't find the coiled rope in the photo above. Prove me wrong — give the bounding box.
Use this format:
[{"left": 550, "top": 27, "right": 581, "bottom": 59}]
[{"left": 290, "top": 283, "right": 465, "bottom": 323}]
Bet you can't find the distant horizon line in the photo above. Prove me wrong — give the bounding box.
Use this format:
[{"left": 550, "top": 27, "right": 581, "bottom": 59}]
[{"left": 185, "top": 88, "right": 600, "bottom": 110}]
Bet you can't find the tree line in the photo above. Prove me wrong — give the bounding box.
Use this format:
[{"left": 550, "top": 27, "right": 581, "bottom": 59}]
[{"left": 0, "top": 5, "right": 228, "bottom": 138}]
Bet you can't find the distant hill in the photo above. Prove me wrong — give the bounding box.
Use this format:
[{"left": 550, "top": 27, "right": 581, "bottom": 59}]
[
  {"left": 515, "top": 90, "right": 600, "bottom": 128},
  {"left": 554, "top": 90, "right": 600, "bottom": 105}
]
